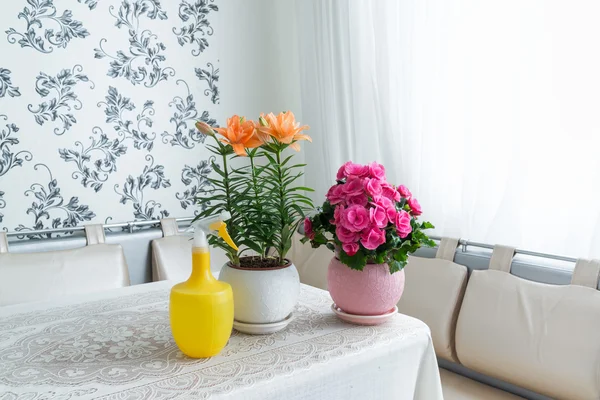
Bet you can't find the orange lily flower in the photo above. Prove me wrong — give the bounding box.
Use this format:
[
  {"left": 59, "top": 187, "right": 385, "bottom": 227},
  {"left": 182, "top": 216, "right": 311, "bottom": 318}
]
[
  {"left": 212, "top": 115, "right": 264, "bottom": 156},
  {"left": 257, "top": 111, "right": 311, "bottom": 151},
  {"left": 253, "top": 119, "right": 273, "bottom": 144}
]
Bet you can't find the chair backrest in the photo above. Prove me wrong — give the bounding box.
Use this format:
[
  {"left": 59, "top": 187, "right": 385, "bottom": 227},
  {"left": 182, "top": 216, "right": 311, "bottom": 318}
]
[
  {"left": 0, "top": 225, "right": 130, "bottom": 306},
  {"left": 151, "top": 218, "right": 228, "bottom": 282},
  {"left": 289, "top": 232, "right": 332, "bottom": 290},
  {"left": 397, "top": 237, "right": 468, "bottom": 362},
  {"left": 455, "top": 245, "right": 600, "bottom": 400}
]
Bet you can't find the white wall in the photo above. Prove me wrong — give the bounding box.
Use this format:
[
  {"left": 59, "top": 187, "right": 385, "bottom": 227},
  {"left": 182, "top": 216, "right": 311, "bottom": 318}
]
[
  {"left": 217, "top": 0, "right": 306, "bottom": 180},
  {"left": 218, "top": 0, "right": 302, "bottom": 120}
]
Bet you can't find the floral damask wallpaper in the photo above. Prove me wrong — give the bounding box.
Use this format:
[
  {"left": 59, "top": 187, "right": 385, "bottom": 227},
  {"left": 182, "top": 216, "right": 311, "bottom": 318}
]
[{"left": 0, "top": 0, "right": 222, "bottom": 237}]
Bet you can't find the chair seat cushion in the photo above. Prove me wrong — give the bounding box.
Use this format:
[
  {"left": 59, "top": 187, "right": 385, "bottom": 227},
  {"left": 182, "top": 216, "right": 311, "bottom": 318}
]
[
  {"left": 0, "top": 244, "right": 129, "bottom": 306},
  {"left": 397, "top": 255, "right": 468, "bottom": 362},
  {"left": 151, "top": 236, "right": 228, "bottom": 282},
  {"left": 440, "top": 369, "right": 524, "bottom": 400},
  {"left": 455, "top": 269, "right": 600, "bottom": 400},
  {"left": 289, "top": 233, "right": 331, "bottom": 290}
]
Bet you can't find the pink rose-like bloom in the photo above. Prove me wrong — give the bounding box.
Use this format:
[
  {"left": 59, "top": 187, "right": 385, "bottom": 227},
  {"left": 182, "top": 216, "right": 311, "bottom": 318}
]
[
  {"left": 372, "top": 195, "right": 394, "bottom": 211},
  {"left": 345, "top": 162, "right": 369, "bottom": 178},
  {"left": 342, "top": 242, "right": 360, "bottom": 256},
  {"left": 395, "top": 210, "right": 412, "bottom": 238},
  {"left": 361, "top": 226, "right": 387, "bottom": 250},
  {"left": 337, "top": 161, "right": 369, "bottom": 180},
  {"left": 398, "top": 184, "right": 412, "bottom": 199},
  {"left": 304, "top": 217, "right": 315, "bottom": 240},
  {"left": 365, "top": 178, "right": 383, "bottom": 198},
  {"left": 407, "top": 197, "right": 422, "bottom": 216},
  {"left": 336, "top": 225, "right": 360, "bottom": 244},
  {"left": 381, "top": 183, "right": 401, "bottom": 201},
  {"left": 343, "top": 177, "right": 365, "bottom": 197},
  {"left": 336, "top": 161, "right": 352, "bottom": 181},
  {"left": 341, "top": 204, "right": 370, "bottom": 232},
  {"left": 369, "top": 206, "right": 388, "bottom": 228},
  {"left": 368, "top": 162, "right": 386, "bottom": 180},
  {"left": 346, "top": 193, "right": 368, "bottom": 207},
  {"left": 386, "top": 207, "right": 397, "bottom": 222},
  {"left": 326, "top": 184, "right": 345, "bottom": 205}
]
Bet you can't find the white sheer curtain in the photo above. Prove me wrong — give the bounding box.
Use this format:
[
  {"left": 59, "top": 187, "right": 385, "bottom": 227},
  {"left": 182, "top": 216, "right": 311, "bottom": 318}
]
[{"left": 295, "top": 0, "right": 600, "bottom": 259}]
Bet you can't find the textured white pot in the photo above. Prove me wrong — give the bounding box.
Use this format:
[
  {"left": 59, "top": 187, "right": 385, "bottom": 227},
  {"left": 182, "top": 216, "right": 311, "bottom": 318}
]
[{"left": 218, "top": 261, "right": 300, "bottom": 324}]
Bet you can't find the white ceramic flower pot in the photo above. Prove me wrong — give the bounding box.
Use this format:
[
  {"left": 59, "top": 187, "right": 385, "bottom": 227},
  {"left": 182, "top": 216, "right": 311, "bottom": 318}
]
[{"left": 218, "top": 261, "right": 300, "bottom": 325}]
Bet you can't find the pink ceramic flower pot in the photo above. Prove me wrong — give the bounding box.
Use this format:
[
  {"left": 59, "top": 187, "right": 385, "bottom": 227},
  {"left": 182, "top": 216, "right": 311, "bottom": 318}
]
[{"left": 327, "top": 256, "right": 405, "bottom": 315}]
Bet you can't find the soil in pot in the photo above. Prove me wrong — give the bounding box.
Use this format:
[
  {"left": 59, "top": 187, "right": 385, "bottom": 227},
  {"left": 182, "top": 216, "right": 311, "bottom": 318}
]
[{"left": 230, "top": 256, "right": 291, "bottom": 270}]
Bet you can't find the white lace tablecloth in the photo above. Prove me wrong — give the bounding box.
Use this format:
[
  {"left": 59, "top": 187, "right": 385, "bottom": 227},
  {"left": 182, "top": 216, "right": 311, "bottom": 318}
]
[{"left": 0, "top": 282, "right": 443, "bottom": 400}]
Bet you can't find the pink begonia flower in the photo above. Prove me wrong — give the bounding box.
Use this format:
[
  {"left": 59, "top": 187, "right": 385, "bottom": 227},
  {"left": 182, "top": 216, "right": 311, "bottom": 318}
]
[
  {"left": 336, "top": 161, "right": 352, "bottom": 180},
  {"left": 372, "top": 195, "right": 394, "bottom": 211},
  {"left": 381, "top": 182, "right": 401, "bottom": 201},
  {"left": 326, "top": 184, "right": 345, "bottom": 205},
  {"left": 407, "top": 197, "right": 422, "bottom": 216},
  {"left": 336, "top": 161, "right": 369, "bottom": 180},
  {"left": 341, "top": 204, "right": 370, "bottom": 233},
  {"left": 395, "top": 210, "right": 412, "bottom": 238},
  {"left": 365, "top": 178, "right": 383, "bottom": 197},
  {"left": 369, "top": 206, "right": 388, "bottom": 228},
  {"left": 336, "top": 225, "right": 360, "bottom": 243},
  {"left": 346, "top": 193, "right": 369, "bottom": 207},
  {"left": 344, "top": 162, "right": 369, "bottom": 178},
  {"left": 342, "top": 242, "right": 360, "bottom": 256},
  {"left": 368, "top": 162, "right": 386, "bottom": 180},
  {"left": 386, "top": 207, "right": 397, "bottom": 222},
  {"left": 398, "top": 184, "right": 412, "bottom": 199},
  {"left": 304, "top": 217, "right": 315, "bottom": 240},
  {"left": 361, "top": 226, "right": 387, "bottom": 250},
  {"left": 343, "top": 176, "right": 365, "bottom": 197}
]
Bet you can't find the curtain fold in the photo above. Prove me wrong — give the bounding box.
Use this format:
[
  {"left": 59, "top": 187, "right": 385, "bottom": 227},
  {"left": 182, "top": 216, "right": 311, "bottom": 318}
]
[{"left": 295, "top": 0, "right": 600, "bottom": 259}]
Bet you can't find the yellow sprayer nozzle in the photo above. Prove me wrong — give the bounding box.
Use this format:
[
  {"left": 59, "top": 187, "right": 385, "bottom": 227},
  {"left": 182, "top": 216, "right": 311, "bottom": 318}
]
[{"left": 209, "top": 221, "right": 238, "bottom": 251}]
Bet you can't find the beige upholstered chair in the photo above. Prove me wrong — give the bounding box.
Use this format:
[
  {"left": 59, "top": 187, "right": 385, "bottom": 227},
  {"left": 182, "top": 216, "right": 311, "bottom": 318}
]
[
  {"left": 397, "top": 239, "right": 522, "bottom": 399},
  {"left": 397, "top": 237, "right": 468, "bottom": 363},
  {"left": 289, "top": 232, "right": 331, "bottom": 290},
  {"left": 151, "top": 218, "right": 229, "bottom": 282},
  {"left": 455, "top": 246, "right": 600, "bottom": 400},
  {"left": 0, "top": 225, "right": 130, "bottom": 307}
]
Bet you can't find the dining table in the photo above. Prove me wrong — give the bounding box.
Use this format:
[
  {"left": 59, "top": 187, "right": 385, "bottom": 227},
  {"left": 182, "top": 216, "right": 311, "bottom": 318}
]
[{"left": 0, "top": 281, "right": 443, "bottom": 400}]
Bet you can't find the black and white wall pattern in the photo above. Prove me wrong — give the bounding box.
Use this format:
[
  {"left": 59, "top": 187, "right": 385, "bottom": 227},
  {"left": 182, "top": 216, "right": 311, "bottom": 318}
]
[{"left": 0, "top": 0, "right": 223, "bottom": 236}]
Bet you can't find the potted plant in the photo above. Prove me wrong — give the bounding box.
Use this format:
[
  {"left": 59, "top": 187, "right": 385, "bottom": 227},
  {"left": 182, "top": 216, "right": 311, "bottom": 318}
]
[
  {"left": 302, "top": 161, "right": 435, "bottom": 317},
  {"left": 194, "top": 112, "right": 313, "bottom": 332}
]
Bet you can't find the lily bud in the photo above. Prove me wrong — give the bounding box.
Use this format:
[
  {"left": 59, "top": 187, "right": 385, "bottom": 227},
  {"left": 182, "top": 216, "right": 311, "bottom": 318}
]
[
  {"left": 195, "top": 121, "right": 215, "bottom": 136},
  {"left": 258, "top": 116, "right": 268, "bottom": 127}
]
